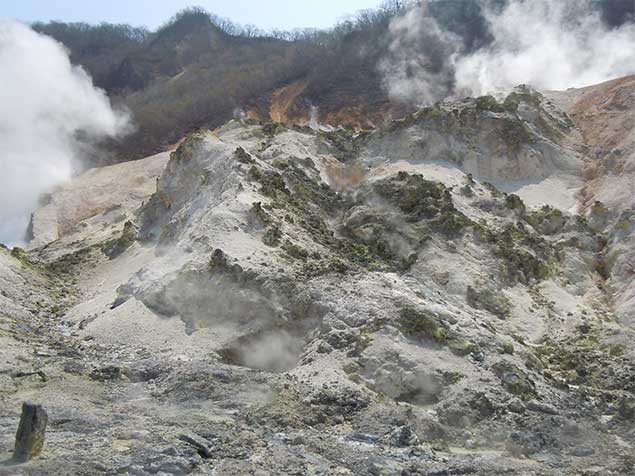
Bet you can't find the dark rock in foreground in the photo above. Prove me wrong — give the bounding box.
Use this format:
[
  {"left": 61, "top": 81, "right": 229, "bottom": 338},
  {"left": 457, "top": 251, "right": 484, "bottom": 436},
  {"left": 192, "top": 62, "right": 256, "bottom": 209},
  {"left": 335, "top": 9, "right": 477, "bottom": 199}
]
[{"left": 14, "top": 402, "right": 48, "bottom": 462}]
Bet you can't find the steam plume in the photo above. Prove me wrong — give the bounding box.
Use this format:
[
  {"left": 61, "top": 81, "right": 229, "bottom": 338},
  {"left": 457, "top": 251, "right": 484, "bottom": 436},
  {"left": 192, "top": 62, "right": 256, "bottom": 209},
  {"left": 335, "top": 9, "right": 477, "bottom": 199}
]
[
  {"left": 381, "top": 0, "right": 635, "bottom": 105},
  {"left": 0, "top": 19, "right": 130, "bottom": 245},
  {"left": 379, "top": 2, "right": 461, "bottom": 105},
  {"left": 455, "top": 0, "right": 635, "bottom": 95}
]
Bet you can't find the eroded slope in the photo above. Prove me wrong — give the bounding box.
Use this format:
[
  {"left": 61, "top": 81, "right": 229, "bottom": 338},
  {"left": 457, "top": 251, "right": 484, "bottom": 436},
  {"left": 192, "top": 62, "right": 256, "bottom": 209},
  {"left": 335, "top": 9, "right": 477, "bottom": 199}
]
[{"left": 1, "top": 84, "right": 634, "bottom": 475}]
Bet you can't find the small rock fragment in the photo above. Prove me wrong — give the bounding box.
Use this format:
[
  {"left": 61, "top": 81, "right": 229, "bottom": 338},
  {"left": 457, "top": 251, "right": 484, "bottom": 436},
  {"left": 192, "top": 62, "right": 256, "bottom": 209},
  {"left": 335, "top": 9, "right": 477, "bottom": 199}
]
[
  {"left": 209, "top": 249, "right": 228, "bottom": 268},
  {"left": 14, "top": 402, "right": 48, "bottom": 462},
  {"left": 89, "top": 365, "right": 129, "bottom": 382},
  {"left": 507, "top": 397, "right": 526, "bottom": 414},
  {"left": 506, "top": 431, "right": 545, "bottom": 457},
  {"left": 104, "top": 220, "right": 138, "bottom": 258},
  {"left": 618, "top": 397, "right": 635, "bottom": 421},
  {"left": 116, "top": 429, "right": 149, "bottom": 440},
  {"left": 526, "top": 400, "right": 558, "bottom": 415},
  {"left": 345, "top": 433, "right": 379, "bottom": 444},
  {"left": 162, "top": 446, "right": 180, "bottom": 456},
  {"left": 386, "top": 426, "right": 420, "bottom": 447},
  {"left": 569, "top": 447, "right": 595, "bottom": 457},
  {"left": 12, "top": 370, "right": 47, "bottom": 382},
  {"left": 178, "top": 432, "right": 213, "bottom": 458}
]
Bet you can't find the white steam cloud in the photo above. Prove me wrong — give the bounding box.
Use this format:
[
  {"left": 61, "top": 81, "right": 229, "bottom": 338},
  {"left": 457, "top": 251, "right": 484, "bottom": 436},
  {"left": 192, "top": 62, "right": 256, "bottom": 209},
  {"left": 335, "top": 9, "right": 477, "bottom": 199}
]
[
  {"left": 0, "top": 19, "right": 130, "bottom": 245},
  {"left": 381, "top": 0, "right": 635, "bottom": 105},
  {"left": 456, "top": 0, "right": 635, "bottom": 95},
  {"left": 379, "top": 2, "right": 461, "bottom": 104}
]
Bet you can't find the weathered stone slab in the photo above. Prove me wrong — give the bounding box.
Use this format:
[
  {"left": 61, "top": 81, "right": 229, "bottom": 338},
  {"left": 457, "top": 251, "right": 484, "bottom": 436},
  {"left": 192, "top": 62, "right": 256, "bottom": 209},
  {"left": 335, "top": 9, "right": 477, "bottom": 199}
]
[{"left": 14, "top": 402, "right": 48, "bottom": 462}]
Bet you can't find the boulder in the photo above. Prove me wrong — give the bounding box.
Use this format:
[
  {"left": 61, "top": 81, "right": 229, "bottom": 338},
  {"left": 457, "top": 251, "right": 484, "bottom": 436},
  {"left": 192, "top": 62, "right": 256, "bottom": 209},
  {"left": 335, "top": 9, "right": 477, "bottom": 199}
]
[{"left": 14, "top": 402, "right": 48, "bottom": 462}]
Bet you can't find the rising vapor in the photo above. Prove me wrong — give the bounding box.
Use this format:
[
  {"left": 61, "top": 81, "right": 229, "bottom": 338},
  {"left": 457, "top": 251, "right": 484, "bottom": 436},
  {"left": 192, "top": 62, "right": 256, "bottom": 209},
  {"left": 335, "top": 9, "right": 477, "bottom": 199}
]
[
  {"left": 455, "top": 0, "right": 635, "bottom": 96},
  {"left": 379, "top": 2, "right": 461, "bottom": 105},
  {"left": 0, "top": 19, "right": 130, "bottom": 245},
  {"left": 381, "top": 0, "right": 635, "bottom": 105}
]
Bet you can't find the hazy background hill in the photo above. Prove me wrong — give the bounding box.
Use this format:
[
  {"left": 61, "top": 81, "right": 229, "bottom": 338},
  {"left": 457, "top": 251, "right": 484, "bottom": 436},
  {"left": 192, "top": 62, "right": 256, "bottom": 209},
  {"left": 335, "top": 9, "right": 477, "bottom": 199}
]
[{"left": 33, "top": 0, "right": 634, "bottom": 165}]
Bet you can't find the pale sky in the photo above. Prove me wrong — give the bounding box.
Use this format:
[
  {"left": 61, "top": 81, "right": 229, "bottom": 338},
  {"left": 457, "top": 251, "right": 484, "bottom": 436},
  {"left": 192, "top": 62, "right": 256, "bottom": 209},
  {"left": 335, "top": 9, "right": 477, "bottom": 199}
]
[{"left": 1, "top": 0, "right": 384, "bottom": 31}]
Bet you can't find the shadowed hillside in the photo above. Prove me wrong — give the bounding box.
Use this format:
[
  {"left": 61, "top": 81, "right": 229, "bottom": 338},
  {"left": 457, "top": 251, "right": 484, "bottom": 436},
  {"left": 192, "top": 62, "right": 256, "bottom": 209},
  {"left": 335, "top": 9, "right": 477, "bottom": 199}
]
[{"left": 33, "top": 0, "right": 634, "bottom": 165}]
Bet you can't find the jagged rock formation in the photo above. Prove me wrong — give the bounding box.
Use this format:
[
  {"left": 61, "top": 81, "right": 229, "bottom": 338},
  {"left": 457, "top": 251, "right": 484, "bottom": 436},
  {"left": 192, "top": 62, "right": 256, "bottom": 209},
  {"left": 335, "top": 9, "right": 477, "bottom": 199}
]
[
  {"left": 363, "top": 86, "right": 585, "bottom": 210},
  {"left": 27, "top": 152, "right": 170, "bottom": 249},
  {"left": 546, "top": 75, "right": 635, "bottom": 328},
  {"left": 1, "top": 79, "right": 634, "bottom": 475},
  {"left": 546, "top": 75, "right": 635, "bottom": 210}
]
